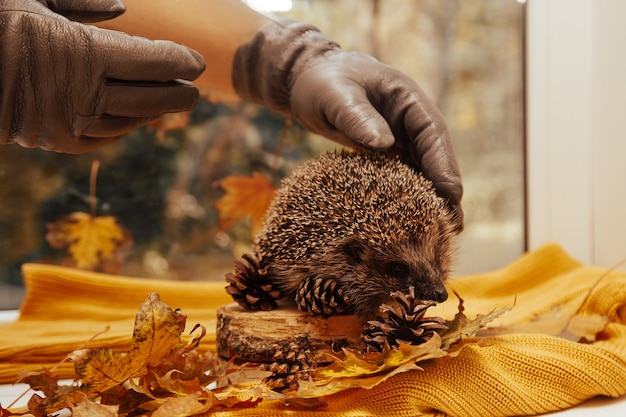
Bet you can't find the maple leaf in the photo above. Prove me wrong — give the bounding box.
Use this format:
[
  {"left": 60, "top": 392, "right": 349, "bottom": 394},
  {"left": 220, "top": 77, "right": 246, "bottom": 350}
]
[
  {"left": 46, "top": 212, "right": 130, "bottom": 270},
  {"left": 12, "top": 293, "right": 264, "bottom": 417},
  {"left": 69, "top": 293, "right": 187, "bottom": 395},
  {"left": 215, "top": 172, "right": 277, "bottom": 239}
]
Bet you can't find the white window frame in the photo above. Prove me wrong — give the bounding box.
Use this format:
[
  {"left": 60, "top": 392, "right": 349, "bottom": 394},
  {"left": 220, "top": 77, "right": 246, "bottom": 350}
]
[{"left": 526, "top": 0, "right": 626, "bottom": 268}]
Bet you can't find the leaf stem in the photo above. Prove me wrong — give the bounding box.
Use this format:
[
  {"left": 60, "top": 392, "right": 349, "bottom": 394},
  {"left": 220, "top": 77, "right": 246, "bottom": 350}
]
[
  {"left": 89, "top": 160, "right": 100, "bottom": 217},
  {"left": 574, "top": 257, "right": 626, "bottom": 315}
]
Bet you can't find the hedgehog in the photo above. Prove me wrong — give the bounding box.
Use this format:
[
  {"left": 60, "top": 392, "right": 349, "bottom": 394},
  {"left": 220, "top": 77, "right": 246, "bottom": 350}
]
[{"left": 226, "top": 150, "right": 458, "bottom": 318}]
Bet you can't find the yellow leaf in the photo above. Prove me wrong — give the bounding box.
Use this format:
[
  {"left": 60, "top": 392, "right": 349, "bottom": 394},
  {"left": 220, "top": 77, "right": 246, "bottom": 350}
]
[
  {"left": 46, "top": 212, "right": 126, "bottom": 269},
  {"left": 316, "top": 334, "right": 444, "bottom": 382},
  {"left": 215, "top": 172, "right": 277, "bottom": 239},
  {"left": 478, "top": 304, "right": 609, "bottom": 343},
  {"left": 289, "top": 293, "right": 511, "bottom": 399},
  {"left": 70, "top": 293, "right": 187, "bottom": 394},
  {"left": 295, "top": 335, "right": 447, "bottom": 398},
  {"left": 69, "top": 393, "right": 119, "bottom": 417},
  {"left": 151, "top": 393, "right": 215, "bottom": 417},
  {"left": 441, "top": 292, "right": 513, "bottom": 350}
]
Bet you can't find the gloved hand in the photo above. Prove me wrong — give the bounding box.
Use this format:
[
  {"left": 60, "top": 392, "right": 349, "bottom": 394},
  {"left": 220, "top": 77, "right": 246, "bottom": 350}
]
[
  {"left": 232, "top": 19, "right": 463, "bottom": 231},
  {"left": 0, "top": 0, "right": 206, "bottom": 153}
]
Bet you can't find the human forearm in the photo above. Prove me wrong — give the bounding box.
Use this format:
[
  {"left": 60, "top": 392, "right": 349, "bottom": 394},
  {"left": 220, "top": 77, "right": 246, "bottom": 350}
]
[{"left": 95, "top": 0, "right": 270, "bottom": 102}]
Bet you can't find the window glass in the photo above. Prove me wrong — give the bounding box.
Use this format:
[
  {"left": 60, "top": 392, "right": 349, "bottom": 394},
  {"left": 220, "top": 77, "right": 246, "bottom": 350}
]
[
  {"left": 284, "top": 0, "right": 526, "bottom": 274},
  {"left": 0, "top": 0, "right": 525, "bottom": 309}
]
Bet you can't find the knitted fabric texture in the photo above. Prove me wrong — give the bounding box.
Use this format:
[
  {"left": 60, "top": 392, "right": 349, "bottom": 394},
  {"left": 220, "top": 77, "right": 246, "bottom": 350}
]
[{"left": 1, "top": 243, "right": 625, "bottom": 416}]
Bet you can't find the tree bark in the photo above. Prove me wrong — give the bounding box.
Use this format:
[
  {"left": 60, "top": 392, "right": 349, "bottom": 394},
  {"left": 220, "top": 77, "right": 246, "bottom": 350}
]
[{"left": 216, "top": 303, "right": 366, "bottom": 363}]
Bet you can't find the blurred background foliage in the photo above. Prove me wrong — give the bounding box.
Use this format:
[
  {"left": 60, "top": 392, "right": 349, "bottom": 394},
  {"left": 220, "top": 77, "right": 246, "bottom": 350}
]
[{"left": 0, "top": 0, "right": 525, "bottom": 309}]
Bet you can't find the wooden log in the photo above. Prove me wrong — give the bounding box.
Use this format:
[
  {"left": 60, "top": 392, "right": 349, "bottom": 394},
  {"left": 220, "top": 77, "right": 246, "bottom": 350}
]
[{"left": 216, "top": 303, "right": 366, "bottom": 364}]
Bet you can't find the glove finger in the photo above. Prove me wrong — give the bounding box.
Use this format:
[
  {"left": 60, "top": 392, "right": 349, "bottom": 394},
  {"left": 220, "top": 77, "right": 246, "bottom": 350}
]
[
  {"left": 407, "top": 132, "right": 464, "bottom": 232},
  {"left": 96, "top": 30, "right": 206, "bottom": 82},
  {"left": 97, "top": 80, "right": 200, "bottom": 117},
  {"left": 43, "top": 0, "right": 125, "bottom": 23},
  {"left": 291, "top": 78, "right": 395, "bottom": 150},
  {"left": 373, "top": 77, "right": 463, "bottom": 230},
  {"left": 44, "top": 135, "right": 125, "bottom": 154},
  {"left": 74, "top": 114, "right": 157, "bottom": 139},
  {"left": 402, "top": 102, "right": 463, "bottom": 199}
]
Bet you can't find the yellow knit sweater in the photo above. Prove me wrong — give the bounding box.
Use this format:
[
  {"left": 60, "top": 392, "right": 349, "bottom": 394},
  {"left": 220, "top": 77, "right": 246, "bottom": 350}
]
[{"left": 1, "top": 243, "right": 625, "bottom": 416}]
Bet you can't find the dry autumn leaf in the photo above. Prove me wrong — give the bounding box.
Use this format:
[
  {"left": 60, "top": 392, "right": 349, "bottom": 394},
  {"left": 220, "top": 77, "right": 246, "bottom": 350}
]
[
  {"left": 441, "top": 292, "right": 513, "bottom": 350},
  {"left": 291, "top": 296, "right": 511, "bottom": 399},
  {"left": 11, "top": 293, "right": 263, "bottom": 417},
  {"left": 150, "top": 393, "right": 215, "bottom": 417},
  {"left": 215, "top": 172, "right": 277, "bottom": 239},
  {"left": 68, "top": 393, "right": 119, "bottom": 417},
  {"left": 46, "top": 212, "right": 130, "bottom": 270},
  {"left": 478, "top": 304, "right": 609, "bottom": 343},
  {"left": 301, "top": 335, "right": 446, "bottom": 398},
  {"left": 69, "top": 293, "right": 187, "bottom": 395}
]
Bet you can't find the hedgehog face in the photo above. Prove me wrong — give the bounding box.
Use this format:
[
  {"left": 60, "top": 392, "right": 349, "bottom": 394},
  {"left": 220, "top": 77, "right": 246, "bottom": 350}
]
[{"left": 335, "top": 228, "right": 454, "bottom": 317}]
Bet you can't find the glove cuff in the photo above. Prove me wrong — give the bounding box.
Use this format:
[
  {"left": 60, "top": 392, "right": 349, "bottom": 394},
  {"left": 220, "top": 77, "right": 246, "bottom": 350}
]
[{"left": 232, "top": 18, "right": 340, "bottom": 117}]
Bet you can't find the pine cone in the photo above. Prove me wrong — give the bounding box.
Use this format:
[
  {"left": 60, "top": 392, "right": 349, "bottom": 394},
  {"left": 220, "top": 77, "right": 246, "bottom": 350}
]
[
  {"left": 362, "top": 286, "right": 448, "bottom": 353},
  {"left": 261, "top": 338, "right": 315, "bottom": 393},
  {"left": 295, "top": 276, "right": 349, "bottom": 317},
  {"left": 225, "top": 253, "right": 281, "bottom": 311}
]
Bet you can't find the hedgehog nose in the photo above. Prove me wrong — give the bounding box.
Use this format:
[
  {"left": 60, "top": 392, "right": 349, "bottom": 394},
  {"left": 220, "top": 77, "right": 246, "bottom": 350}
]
[
  {"left": 422, "top": 285, "right": 448, "bottom": 303},
  {"left": 430, "top": 287, "right": 448, "bottom": 303}
]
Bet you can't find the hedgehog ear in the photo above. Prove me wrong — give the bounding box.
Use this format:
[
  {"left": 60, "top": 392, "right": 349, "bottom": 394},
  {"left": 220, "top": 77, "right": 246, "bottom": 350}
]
[{"left": 340, "top": 236, "right": 366, "bottom": 264}]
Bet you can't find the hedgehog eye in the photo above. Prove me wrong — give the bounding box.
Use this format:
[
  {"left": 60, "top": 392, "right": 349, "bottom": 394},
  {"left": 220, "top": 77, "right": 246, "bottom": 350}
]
[{"left": 384, "top": 261, "right": 410, "bottom": 279}]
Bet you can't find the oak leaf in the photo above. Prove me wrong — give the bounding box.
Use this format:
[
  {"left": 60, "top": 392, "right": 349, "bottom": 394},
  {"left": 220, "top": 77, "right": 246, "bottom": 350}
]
[
  {"left": 46, "top": 212, "right": 129, "bottom": 270},
  {"left": 215, "top": 172, "right": 277, "bottom": 239}
]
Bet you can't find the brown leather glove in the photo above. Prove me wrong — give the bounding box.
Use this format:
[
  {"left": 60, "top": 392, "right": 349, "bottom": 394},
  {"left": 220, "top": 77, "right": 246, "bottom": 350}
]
[
  {"left": 0, "top": 0, "right": 206, "bottom": 153},
  {"left": 233, "top": 19, "right": 463, "bottom": 231}
]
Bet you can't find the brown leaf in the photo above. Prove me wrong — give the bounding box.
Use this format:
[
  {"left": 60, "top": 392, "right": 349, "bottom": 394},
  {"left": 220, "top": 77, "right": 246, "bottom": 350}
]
[
  {"left": 151, "top": 369, "right": 205, "bottom": 396},
  {"left": 45, "top": 212, "right": 130, "bottom": 270},
  {"left": 15, "top": 370, "right": 62, "bottom": 399},
  {"left": 69, "top": 393, "right": 119, "bottom": 417},
  {"left": 215, "top": 173, "right": 277, "bottom": 239}
]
